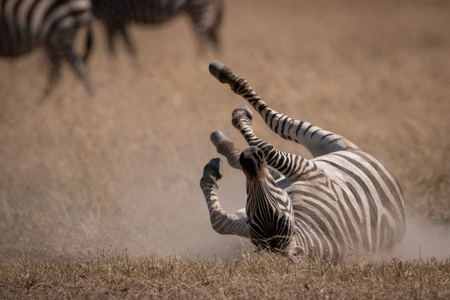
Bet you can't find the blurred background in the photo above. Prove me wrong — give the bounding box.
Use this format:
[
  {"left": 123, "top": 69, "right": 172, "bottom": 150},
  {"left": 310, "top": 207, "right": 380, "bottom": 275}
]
[{"left": 0, "top": 0, "right": 449, "bottom": 260}]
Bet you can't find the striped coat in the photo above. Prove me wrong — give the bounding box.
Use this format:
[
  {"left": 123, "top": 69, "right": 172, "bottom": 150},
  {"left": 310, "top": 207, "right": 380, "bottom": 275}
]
[
  {"left": 0, "top": 0, "right": 93, "bottom": 93},
  {"left": 200, "top": 62, "right": 406, "bottom": 260}
]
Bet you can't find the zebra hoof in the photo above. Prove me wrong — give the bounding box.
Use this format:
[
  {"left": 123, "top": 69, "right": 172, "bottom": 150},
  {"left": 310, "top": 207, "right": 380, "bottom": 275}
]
[
  {"left": 207, "top": 158, "right": 224, "bottom": 179},
  {"left": 209, "top": 61, "right": 228, "bottom": 84},
  {"left": 232, "top": 105, "right": 253, "bottom": 121},
  {"left": 210, "top": 131, "right": 230, "bottom": 148}
]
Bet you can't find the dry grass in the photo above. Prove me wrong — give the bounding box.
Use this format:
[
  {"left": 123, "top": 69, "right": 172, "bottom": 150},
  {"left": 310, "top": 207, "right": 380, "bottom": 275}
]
[
  {"left": 0, "top": 0, "right": 449, "bottom": 298},
  {"left": 1, "top": 250, "right": 449, "bottom": 299}
]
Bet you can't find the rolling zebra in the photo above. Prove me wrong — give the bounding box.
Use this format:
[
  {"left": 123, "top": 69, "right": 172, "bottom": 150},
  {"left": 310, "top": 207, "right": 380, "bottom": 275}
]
[
  {"left": 200, "top": 61, "right": 406, "bottom": 260},
  {"left": 0, "top": 0, "right": 93, "bottom": 94},
  {"left": 91, "top": 0, "right": 224, "bottom": 56}
]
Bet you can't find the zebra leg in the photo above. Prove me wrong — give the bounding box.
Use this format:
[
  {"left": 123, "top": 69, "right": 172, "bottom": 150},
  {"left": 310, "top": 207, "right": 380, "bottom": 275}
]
[
  {"left": 82, "top": 24, "right": 94, "bottom": 62},
  {"left": 210, "top": 131, "right": 242, "bottom": 170},
  {"left": 187, "top": 4, "right": 220, "bottom": 53},
  {"left": 209, "top": 62, "right": 360, "bottom": 157},
  {"left": 43, "top": 62, "right": 62, "bottom": 97},
  {"left": 210, "top": 131, "right": 288, "bottom": 182},
  {"left": 192, "top": 0, "right": 224, "bottom": 52},
  {"left": 200, "top": 158, "right": 250, "bottom": 238},
  {"left": 119, "top": 25, "right": 137, "bottom": 57},
  {"left": 210, "top": 0, "right": 225, "bottom": 51},
  {"left": 65, "top": 45, "right": 92, "bottom": 94},
  {"left": 189, "top": 16, "right": 208, "bottom": 54},
  {"left": 232, "top": 105, "right": 320, "bottom": 181},
  {"left": 43, "top": 44, "right": 65, "bottom": 96},
  {"left": 104, "top": 21, "right": 118, "bottom": 56}
]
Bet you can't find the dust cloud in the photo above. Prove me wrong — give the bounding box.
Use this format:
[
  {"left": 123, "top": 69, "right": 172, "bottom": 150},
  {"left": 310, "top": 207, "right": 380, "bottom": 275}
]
[{"left": 392, "top": 218, "right": 450, "bottom": 260}]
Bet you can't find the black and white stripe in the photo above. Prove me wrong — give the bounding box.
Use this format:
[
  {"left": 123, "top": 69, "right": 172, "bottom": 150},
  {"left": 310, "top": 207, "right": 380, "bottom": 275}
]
[
  {"left": 0, "top": 0, "right": 93, "bottom": 93},
  {"left": 200, "top": 62, "right": 406, "bottom": 260},
  {"left": 91, "top": 0, "right": 224, "bottom": 56}
]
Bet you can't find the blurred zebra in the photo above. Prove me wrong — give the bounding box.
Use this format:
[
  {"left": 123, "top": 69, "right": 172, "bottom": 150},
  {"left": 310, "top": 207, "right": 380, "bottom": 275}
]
[
  {"left": 200, "top": 62, "right": 406, "bottom": 260},
  {"left": 91, "top": 0, "right": 224, "bottom": 56},
  {"left": 0, "top": 0, "right": 93, "bottom": 94}
]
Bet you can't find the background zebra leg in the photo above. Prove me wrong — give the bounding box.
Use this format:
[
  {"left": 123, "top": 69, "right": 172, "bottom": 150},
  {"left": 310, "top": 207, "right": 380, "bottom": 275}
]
[
  {"left": 192, "top": 23, "right": 220, "bottom": 53},
  {"left": 210, "top": 131, "right": 242, "bottom": 170},
  {"left": 105, "top": 22, "right": 118, "bottom": 56},
  {"left": 201, "top": 0, "right": 224, "bottom": 52},
  {"left": 232, "top": 106, "right": 319, "bottom": 180},
  {"left": 119, "top": 26, "right": 137, "bottom": 57},
  {"left": 42, "top": 47, "right": 64, "bottom": 97},
  {"left": 200, "top": 158, "right": 250, "bottom": 238},
  {"left": 65, "top": 47, "right": 92, "bottom": 94},
  {"left": 82, "top": 24, "right": 94, "bottom": 62},
  {"left": 209, "top": 61, "right": 360, "bottom": 157},
  {"left": 188, "top": 2, "right": 222, "bottom": 54},
  {"left": 190, "top": 16, "right": 209, "bottom": 55}
]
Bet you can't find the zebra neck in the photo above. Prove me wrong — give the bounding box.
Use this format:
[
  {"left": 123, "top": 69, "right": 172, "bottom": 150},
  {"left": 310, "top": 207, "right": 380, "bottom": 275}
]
[{"left": 245, "top": 176, "right": 295, "bottom": 251}]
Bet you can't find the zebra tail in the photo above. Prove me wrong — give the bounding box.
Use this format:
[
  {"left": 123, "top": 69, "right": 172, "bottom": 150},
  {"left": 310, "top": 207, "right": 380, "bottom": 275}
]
[{"left": 82, "top": 24, "right": 94, "bottom": 62}]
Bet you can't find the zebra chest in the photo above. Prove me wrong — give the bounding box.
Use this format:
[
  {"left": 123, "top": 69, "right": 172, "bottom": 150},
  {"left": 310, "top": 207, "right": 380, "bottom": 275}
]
[{"left": 247, "top": 209, "right": 294, "bottom": 251}]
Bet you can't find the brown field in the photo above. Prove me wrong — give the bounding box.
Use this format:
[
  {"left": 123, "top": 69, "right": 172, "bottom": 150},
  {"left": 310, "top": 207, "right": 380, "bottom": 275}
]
[{"left": 0, "top": 0, "right": 449, "bottom": 298}]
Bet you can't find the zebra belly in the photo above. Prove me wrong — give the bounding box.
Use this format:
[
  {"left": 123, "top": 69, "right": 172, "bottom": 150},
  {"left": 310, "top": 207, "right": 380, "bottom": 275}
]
[{"left": 126, "top": 0, "right": 186, "bottom": 24}]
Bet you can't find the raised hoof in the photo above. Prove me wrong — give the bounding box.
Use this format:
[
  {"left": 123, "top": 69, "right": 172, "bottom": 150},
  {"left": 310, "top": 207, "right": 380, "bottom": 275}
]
[
  {"left": 209, "top": 61, "right": 229, "bottom": 84},
  {"left": 207, "top": 158, "right": 224, "bottom": 179},
  {"left": 210, "top": 131, "right": 230, "bottom": 148},
  {"left": 232, "top": 105, "right": 253, "bottom": 121}
]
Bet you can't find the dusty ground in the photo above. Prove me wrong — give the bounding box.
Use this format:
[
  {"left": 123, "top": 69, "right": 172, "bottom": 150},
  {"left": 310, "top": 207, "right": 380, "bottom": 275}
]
[{"left": 0, "top": 0, "right": 449, "bottom": 262}]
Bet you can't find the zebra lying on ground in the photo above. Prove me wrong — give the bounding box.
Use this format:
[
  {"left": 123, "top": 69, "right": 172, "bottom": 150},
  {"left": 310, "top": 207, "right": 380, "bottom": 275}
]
[
  {"left": 0, "top": 0, "right": 93, "bottom": 94},
  {"left": 200, "top": 61, "right": 406, "bottom": 260},
  {"left": 91, "top": 0, "right": 224, "bottom": 56}
]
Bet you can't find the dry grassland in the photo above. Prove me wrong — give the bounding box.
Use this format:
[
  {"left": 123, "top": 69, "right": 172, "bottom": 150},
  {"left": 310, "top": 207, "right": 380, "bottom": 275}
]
[
  {"left": 1, "top": 250, "right": 449, "bottom": 299},
  {"left": 0, "top": 0, "right": 449, "bottom": 298}
]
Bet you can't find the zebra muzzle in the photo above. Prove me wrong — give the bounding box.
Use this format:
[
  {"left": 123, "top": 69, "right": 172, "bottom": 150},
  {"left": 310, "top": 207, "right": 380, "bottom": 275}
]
[{"left": 240, "top": 146, "right": 266, "bottom": 179}]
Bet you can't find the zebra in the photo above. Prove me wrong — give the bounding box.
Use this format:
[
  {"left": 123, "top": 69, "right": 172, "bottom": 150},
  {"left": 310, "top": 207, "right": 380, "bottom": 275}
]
[
  {"left": 91, "top": 0, "right": 224, "bottom": 56},
  {"left": 0, "top": 0, "right": 93, "bottom": 94},
  {"left": 200, "top": 61, "right": 406, "bottom": 260}
]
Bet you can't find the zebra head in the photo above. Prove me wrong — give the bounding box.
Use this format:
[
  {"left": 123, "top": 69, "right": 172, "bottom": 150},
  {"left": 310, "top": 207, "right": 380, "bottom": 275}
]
[
  {"left": 240, "top": 146, "right": 296, "bottom": 253},
  {"left": 239, "top": 146, "right": 267, "bottom": 181}
]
